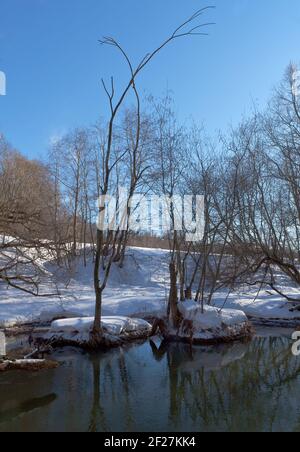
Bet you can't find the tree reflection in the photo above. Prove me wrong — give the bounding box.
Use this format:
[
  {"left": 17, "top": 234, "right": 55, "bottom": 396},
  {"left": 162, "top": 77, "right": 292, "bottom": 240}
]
[
  {"left": 88, "top": 347, "right": 135, "bottom": 432},
  {"left": 150, "top": 336, "right": 300, "bottom": 432},
  {"left": 84, "top": 336, "right": 300, "bottom": 432},
  {"left": 88, "top": 356, "right": 107, "bottom": 433},
  {"left": 0, "top": 393, "right": 57, "bottom": 426}
]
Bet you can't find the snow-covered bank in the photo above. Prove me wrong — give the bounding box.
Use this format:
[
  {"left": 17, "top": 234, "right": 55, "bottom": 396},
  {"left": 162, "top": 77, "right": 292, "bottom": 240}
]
[
  {"left": 161, "top": 302, "right": 253, "bottom": 345},
  {"left": 1, "top": 246, "right": 300, "bottom": 330},
  {"left": 42, "top": 316, "right": 153, "bottom": 348},
  {"left": 0, "top": 247, "right": 168, "bottom": 328},
  {"left": 39, "top": 305, "right": 252, "bottom": 349},
  {"left": 212, "top": 291, "right": 300, "bottom": 327},
  {"left": 179, "top": 302, "right": 247, "bottom": 330}
]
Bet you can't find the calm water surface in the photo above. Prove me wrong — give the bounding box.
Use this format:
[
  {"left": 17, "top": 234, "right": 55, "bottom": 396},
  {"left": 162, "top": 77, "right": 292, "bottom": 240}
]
[{"left": 0, "top": 328, "right": 300, "bottom": 432}]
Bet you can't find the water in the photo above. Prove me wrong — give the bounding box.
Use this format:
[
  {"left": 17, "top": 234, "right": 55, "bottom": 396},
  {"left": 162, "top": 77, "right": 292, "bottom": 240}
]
[{"left": 0, "top": 328, "right": 300, "bottom": 432}]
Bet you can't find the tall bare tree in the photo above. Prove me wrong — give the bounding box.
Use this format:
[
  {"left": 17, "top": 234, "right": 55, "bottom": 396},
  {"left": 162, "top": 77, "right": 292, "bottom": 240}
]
[{"left": 91, "top": 8, "right": 215, "bottom": 339}]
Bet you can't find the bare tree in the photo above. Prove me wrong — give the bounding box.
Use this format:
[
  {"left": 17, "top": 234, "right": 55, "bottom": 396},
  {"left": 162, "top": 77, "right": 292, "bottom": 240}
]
[
  {"left": 0, "top": 136, "right": 59, "bottom": 296},
  {"left": 220, "top": 73, "right": 300, "bottom": 307},
  {"left": 113, "top": 107, "right": 154, "bottom": 267},
  {"left": 147, "top": 94, "right": 190, "bottom": 326},
  {"left": 91, "top": 8, "right": 214, "bottom": 340}
]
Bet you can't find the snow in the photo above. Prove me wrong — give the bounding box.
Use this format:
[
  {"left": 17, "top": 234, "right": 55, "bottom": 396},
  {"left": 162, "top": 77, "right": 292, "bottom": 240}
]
[
  {"left": 50, "top": 316, "right": 152, "bottom": 336},
  {"left": 179, "top": 302, "right": 247, "bottom": 329},
  {"left": 38, "top": 309, "right": 84, "bottom": 323},
  {"left": 45, "top": 316, "right": 152, "bottom": 345},
  {"left": 212, "top": 290, "right": 300, "bottom": 325},
  {"left": 1, "top": 245, "right": 300, "bottom": 329},
  {"left": 50, "top": 318, "right": 94, "bottom": 334},
  {"left": 0, "top": 247, "right": 168, "bottom": 327},
  {"left": 176, "top": 301, "right": 249, "bottom": 341}
]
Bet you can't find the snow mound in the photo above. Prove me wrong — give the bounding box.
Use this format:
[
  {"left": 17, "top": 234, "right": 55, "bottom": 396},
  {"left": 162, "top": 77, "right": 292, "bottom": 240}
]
[
  {"left": 50, "top": 316, "right": 152, "bottom": 335},
  {"left": 213, "top": 293, "right": 300, "bottom": 327},
  {"left": 179, "top": 302, "right": 247, "bottom": 329},
  {"left": 173, "top": 302, "right": 251, "bottom": 343},
  {"left": 240, "top": 299, "right": 300, "bottom": 320}
]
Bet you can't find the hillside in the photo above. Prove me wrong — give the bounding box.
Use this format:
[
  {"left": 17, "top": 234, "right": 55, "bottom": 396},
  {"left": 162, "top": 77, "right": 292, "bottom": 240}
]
[{"left": 1, "top": 246, "right": 300, "bottom": 328}]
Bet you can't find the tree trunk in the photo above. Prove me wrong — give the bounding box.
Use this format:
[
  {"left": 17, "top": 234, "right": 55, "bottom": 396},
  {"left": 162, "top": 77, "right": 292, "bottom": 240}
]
[
  {"left": 93, "top": 287, "right": 103, "bottom": 335},
  {"left": 168, "top": 262, "right": 181, "bottom": 329},
  {"left": 185, "top": 286, "right": 193, "bottom": 300},
  {"left": 93, "top": 230, "right": 103, "bottom": 336},
  {"left": 179, "top": 261, "right": 185, "bottom": 302}
]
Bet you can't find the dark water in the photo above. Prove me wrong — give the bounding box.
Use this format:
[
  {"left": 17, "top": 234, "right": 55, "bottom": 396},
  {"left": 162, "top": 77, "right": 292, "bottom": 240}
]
[{"left": 1, "top": 329, "right": 300, "bottom": 432}]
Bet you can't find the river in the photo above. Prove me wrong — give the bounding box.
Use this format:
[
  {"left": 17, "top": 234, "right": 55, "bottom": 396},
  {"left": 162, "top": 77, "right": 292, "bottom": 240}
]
[{"left": 0, "top": 327, "right": 299, "bottom": 432}]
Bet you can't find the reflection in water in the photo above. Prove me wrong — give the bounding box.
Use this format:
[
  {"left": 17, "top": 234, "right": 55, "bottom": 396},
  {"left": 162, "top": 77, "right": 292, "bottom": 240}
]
[
  {"left": 88, "top": 359, "right": 105, "bottom": 433},
  {"left": 0, "top": 333, "right": 299, "bottom": 432},
  {"left": 161, "top": 338, "right": 300, "bottom": 432},
  {"left": 0, "top": 394, "right": 57, "bottom": 425}
]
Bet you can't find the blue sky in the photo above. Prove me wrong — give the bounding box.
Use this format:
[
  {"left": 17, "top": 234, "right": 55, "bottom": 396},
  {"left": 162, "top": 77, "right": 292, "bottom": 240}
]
[{"left": 0, "top": 0, "right": 300, "bottom": 159}]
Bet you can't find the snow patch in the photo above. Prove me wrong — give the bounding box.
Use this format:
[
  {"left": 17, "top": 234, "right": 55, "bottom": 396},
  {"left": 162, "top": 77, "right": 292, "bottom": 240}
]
[
  {"left": 213, "top": 293, "right": 300, "bottom": 325},
  {"left": 179, "top": 302, "right": 247, "bottom": 328},
  {"left": 174, "top": 301, "right": 251, "bottom": 342},
  {"left": 50, "top": 316, "right": 152, "bottom": 335},
  {"left": 39, "top": 309, "right": 84, "bottom": 323},
  {"left": 2, "top": 244, "right": 300, "bottom": 331}
]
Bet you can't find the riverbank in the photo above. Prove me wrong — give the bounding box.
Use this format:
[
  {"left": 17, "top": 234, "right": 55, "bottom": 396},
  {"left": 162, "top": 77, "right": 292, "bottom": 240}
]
[
  {"left": 1, "top": 248, "right": 300, "bottom": 332},
  {"left": 1, "top": 304, "right": 254, "bottom": 362}
]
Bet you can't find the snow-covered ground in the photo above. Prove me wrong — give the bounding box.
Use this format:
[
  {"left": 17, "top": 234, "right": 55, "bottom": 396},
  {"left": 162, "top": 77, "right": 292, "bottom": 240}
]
[
  {"left": 50, "top": 316, "right": 152, "bottom": 336},
  {"left": 1, "top": 246, "right": 300, "bottom": 328},
  {"left": 179, "top": 301, "right": 247, "bottom": 329},
  {"left": 176, "top": 301, "right": 250, "bottom": 342},
  {"left": 0, "top": 248, "right": 169, "bottom": 327},
  {"left": 45, "top": 316, "right": 152, "bottom": 345},
  {"left": 212, "top": 290, "right": 300, "bottom": 326}
]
